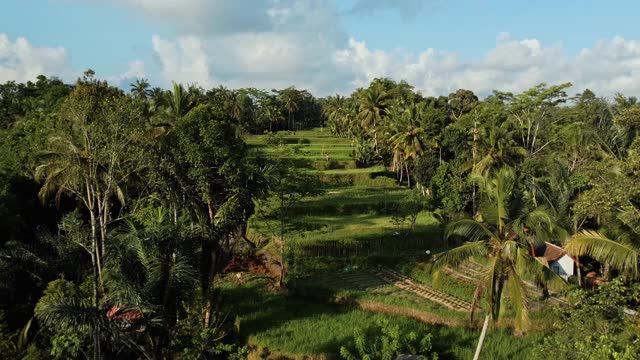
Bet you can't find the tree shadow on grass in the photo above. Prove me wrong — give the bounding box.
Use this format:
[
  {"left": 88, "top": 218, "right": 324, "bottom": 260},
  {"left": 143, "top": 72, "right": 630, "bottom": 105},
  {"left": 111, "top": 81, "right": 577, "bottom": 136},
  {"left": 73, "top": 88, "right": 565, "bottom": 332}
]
[
  {"left": 220, "top": 280, "right": 350, "bottom": 340},
  {"left": 290, "top": 190, "right": 410, "bottom": 216}
]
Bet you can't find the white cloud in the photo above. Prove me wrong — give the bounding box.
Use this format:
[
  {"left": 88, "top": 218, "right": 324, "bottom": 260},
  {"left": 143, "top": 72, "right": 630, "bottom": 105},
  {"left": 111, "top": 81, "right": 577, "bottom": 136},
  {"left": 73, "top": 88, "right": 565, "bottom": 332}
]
[
  {"left": 127, "top": 0, "right": 640, "bottom": 97},
  {"left": 152, "top": 35, "right": 212, "bottom": 87},
  {"left": 35, "top": 2, "right": 640, "bottom": 98},
  {"left": 106, "top": 60, "right": 146, "bottom": 84},
  {"left": 0, "top": 33, "right": 73, "bottom": 83},
  {"left": 333, "top": 33, "right": 640, "bottom": 97},
  {"left": 0, "top": 33, "right": 146, "bottom": 87},
  {"left": 145, "top": 1, "right": 353, "bottom": 94}
]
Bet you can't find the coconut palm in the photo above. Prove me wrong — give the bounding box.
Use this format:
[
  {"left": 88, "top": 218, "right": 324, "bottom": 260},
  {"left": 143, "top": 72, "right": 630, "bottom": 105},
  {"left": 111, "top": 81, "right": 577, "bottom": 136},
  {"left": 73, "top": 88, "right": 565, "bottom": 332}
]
[
  {"left": 324, "top": 95, "right": 350, "bottom": 136},
  {"left": 472, "top": 120, "right": 527, "bottom": 177},
  {"left": 105, "top": 207, "right": 200, "bottom": 355},
  {"left": 432, "top": 168, "right": 565, "bottom": 351},
  {"left": 387, "top": 102, "right": 425, "bottom": 186},
  {"left": 357, "top": 83, "right": 391, "bottom": 149},
  {"left": 265, "top": 101, "right": 284, "bottom": 132},
  {"left": 129, "top": 78, "right": 152, "bottom": 100},
  {"left": 165, "top": 82, "right": 195, "bottom": 122},
  {"left": 152, "top": 82, "right": 195, "bottom": 136},
  {"left": 278, "top": 87, "right": 303, "bottom": 130}
]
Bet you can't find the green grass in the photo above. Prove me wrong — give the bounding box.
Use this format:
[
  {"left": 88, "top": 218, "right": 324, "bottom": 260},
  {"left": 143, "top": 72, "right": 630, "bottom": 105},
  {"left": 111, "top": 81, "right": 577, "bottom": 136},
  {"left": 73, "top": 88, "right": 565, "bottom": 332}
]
[
  {"left": 292, "top": 270, "right": 467, "bottom": 320},
  {"left": 234, "top": 128, "right": 551, "bottom": 358},
  {"left": 406, "top": 263, "right": 478, "bottom": 301},
  {"left": 304, "top": 165, "right": 386, "bottom": 175},
  {"left": 220, "top": 278, "right": 545, "bottom": 359}
]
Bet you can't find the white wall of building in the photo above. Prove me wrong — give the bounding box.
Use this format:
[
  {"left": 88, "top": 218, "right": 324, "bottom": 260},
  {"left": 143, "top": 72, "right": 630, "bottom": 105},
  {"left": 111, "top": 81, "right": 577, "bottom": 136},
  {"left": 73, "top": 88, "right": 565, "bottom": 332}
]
[{"left": 550, "top": 254, "right": 575, "bottom": 280}]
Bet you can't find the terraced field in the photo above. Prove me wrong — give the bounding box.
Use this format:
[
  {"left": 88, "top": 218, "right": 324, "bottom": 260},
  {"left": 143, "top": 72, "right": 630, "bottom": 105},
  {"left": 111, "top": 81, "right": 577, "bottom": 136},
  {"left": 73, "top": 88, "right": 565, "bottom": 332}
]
[
  {"left": 246, "top": 129, "right": 447, "bottom": 272},
  {"left": 220, "top": 129, "right": 554, "bottom": 359}
]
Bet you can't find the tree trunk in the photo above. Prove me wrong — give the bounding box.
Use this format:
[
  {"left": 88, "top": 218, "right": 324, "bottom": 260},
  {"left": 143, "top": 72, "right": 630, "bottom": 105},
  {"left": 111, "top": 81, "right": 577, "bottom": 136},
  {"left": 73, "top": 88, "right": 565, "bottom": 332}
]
[
  {"left": 279, "top": 193, "right": 286, "bottom": 288},
  {"left": 576, "top": 256, "right": 582, "bottom": 286},
  {"left": 203, "top": 200, "right": 216, "bottom": 328},
  {"left": 86, "top": 181, "right": 103, "bottom": 289},
  {"left": 90, "top": 224, "right": 101, "bottom": 360},
  {"left": 101, "top": 197, "right": 110, "bottom": 257},
  {"left": 89, "top": 209, "right": 103, "bottom": 290},
  {"left": 406, "top": 163, "right": 411, "bottom": 187},
  {"left": 472, "top": 120, "right": 478, "bottom": 215},
  {"left": 93, "top": 330, "right": 101, "bottom": 360},
  {"left": 473, "top": 315, "right": 490, "bottom": 360}
]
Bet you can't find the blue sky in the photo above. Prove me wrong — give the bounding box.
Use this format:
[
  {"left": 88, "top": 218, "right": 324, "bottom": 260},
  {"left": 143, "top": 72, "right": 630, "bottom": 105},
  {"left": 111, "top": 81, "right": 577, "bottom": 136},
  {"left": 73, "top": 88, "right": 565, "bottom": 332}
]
[{"left": 2, "top": 0, "right": 640, "bottom": 96}]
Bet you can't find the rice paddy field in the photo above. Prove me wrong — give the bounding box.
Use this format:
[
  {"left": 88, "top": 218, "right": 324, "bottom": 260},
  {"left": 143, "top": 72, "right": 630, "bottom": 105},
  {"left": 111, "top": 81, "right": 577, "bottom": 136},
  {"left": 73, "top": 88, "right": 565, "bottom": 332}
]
[{"left": 220, "top": 129, "right": 553, "bottom": 359}]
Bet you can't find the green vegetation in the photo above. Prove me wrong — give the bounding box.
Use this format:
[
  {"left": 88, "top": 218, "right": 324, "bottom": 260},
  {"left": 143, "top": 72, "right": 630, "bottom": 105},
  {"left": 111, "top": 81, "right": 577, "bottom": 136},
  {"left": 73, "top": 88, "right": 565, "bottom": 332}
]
[{"left": 1, "top": 73, "right": 639, "bottom": 360}]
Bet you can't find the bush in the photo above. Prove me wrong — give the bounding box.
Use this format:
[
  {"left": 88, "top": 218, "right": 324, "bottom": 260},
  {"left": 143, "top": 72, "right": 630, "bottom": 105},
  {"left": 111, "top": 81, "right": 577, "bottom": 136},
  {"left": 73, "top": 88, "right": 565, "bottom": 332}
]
[
  {"left": 339, "top": 318, "right": 438, "bottom": 360},
  {"left": 534, "top": 277, "right": 640, "bottom": 360}
]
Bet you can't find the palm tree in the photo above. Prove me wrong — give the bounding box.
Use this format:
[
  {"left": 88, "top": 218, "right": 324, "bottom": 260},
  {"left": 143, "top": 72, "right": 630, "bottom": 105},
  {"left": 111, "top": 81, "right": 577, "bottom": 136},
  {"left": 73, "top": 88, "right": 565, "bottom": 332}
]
[
  {"left": 222, "top": 89, "right": 245, "bottom": 120},
  {"left": 324, "top": 95, "right": 350, "bottom": 136},
  {"left": 105, "top": 208, "right": 199, "bottom": 355},
  {"left": 472, "top": 120, "right": 526, "bottom": 177},
  {"left": 432, "top": 168, "right": 565, "bottom": 355},
  {"left": 165, "top": 82, "right": 195, "bottom": 122},
  {"left": 387, "top": 102, "right": 425, "bottom": 186},
  {"left": 278, "top": 87, "right": 302, "bottom": 130},
  {"left": 263, "top": 98, "right": 284, "bottom": 132},
  {"left": 357, "top": 83, "right": 390, "bottom": 150},
  {"left": 130, "top": 78, "right": 152, "bottom": 100},
  {"left": 153, "top": 82, "right": 195, "bottom": 136}
]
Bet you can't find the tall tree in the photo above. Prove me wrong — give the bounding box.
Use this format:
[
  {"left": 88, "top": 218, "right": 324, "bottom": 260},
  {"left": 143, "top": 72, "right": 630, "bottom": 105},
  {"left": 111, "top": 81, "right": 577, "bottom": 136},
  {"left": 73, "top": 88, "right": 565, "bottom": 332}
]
[
  {"left": 508, "top": 83, "right": 572, "bottom": 155},
  {"left": 155, "top": 82, "right": 196, "bottom": 135},
  {"left": 387, "top": 102, "right": 425, "bottom": 185},
  {"left": 35, "top": 78, "right": 145, "bottom": 296},
  {"left": 432, "top": 168, "right": 565, "bottom": 344},
  {"left": 448, "top": 89, "right": 478, "bottom": 121},
  {"left": 34, "top": 76, "right": 145, "bottom": 359},
  {"left": 129, "top": 78, "right": 152, "bottom": 100},
  {"left": 357, "top": 83, "right": 390, "bottom": 150},
  {"left": 277, "top": 87, "right": 307, "bottom": 130},
  {"left": 257, "top": 133, "right": 323, "bottom": 287},
  {"left": 150, "top": 103, "right": 262, "bottom": 327}
]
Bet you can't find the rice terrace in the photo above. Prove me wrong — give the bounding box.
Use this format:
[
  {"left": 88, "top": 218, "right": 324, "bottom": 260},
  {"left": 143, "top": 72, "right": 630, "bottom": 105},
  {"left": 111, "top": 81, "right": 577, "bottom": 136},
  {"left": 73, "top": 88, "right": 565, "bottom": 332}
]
[{"left": 1, "top": 1, "right": 640, "bottom": 359}]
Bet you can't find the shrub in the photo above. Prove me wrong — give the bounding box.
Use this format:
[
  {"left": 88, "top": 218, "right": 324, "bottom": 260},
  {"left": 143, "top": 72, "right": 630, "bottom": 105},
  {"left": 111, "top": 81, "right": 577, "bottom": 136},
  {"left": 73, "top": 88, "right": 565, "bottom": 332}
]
[{"left": 339, "top": 318, "right": 438, "bottom": 360}]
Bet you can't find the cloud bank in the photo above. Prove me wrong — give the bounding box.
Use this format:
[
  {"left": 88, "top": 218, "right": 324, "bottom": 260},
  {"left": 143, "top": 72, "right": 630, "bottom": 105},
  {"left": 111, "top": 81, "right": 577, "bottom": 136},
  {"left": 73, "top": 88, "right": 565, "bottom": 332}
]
[
  {"left": 0, "top": 34, "right": 72, "bottom": 83},
  {"left": 0, "top": 33, "right": 144, "bottom": 86},
  {"left": 334, "top": 33, "right": 640, "bottom": 97},
  {"left": 4, "top": 1, "right": 640, "bottom": 98}
]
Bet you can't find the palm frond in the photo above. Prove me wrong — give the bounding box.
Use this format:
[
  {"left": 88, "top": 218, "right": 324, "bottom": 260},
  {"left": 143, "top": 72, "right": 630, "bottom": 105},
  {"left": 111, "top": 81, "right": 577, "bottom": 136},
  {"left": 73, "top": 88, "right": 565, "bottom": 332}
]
[
  {"left": 501, "top": 240, "right": 520, "bottom": 262},
  {"left": 36, "top": 301, "right": 107, "bottom": 331},
  {"left": 445, "top": 219, "right": 494, "bottom": 242},
  {"left": 505, "top": 266, "right": 529, "bottom": 334},
  {"left": 516, "top": 250, "right": 567, "bottom": 292},
  {"left": 521, "top": 208, "right": 555, "bottom": 244},
  {"left": 431, "top": 241, "right": 487, "bottom": 270},
  {"left": 565, "top": 230, "right": 640, "bottom": 277}
]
